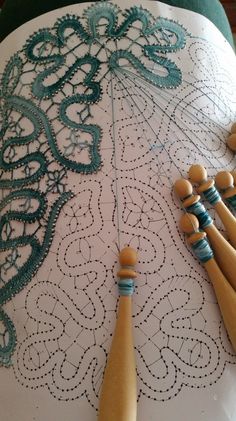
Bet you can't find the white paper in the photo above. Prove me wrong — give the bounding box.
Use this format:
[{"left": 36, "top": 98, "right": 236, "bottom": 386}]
[{"left": 0, "top": 1, "right": 236, "bottom": 420}]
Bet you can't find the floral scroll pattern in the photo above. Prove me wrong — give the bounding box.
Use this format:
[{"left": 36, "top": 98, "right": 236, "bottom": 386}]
[
  {"left": 1, "top": 2, "right": 236, "bottom": 415},
  {"left": 0, "top": 2, "right": 186, "bottom": 366}
]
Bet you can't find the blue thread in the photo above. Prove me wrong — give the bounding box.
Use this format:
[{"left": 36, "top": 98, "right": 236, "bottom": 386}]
[
  {"left": 56, "top": 14, "right": 89, "bottom": 43},
  {"left": 0, "top": 3, "right": 187, "bottom": 365},
  {"left": 0, "top": 191, "right": 73, "bottom": 306},
  {"left": 227, "top": 195, "right": 236, "bottom": 210},
  {"left": 110, "top": 49, "right": 182, "bottom": 88},
  {"left": 0, "top": 96, "right": 47, "bottom": 189},
  {"left": 0, "top": 308, "right": 16, "bottom": 367},
  {"left": 118, "top": 278, "right": 135, "bottom": 296},
  {"left": 203, "top": 186, "right": 221, "bottom": 205},
  {"left": 24, "top": 5, "right": 185, "bottom": 101},
  {"left": 192, "top": 238, "right": 213, "bottom": 263},
  {"left": 187, "top": 201, "right": 212, "bottom": 229},
  {"left": 1, "top": 55, "right": 23, "bottom": 98}
]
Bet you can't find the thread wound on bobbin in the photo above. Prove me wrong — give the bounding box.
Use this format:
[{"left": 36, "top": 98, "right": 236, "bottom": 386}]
[{"left": 117, "top": 247, "right": 138, "bottom": 295}]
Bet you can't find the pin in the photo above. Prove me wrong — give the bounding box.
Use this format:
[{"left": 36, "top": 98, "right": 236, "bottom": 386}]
[
  {"left": 215, "top": 171, "right": 236, "bottom": 211},
  {"left": 174, "top": 179, "right": 236, "bottom": 291},
  {"left": 188, "top": 164, "right": 236, "bottom": 249},
  {"left": 180, "top": 213, "right": 236, "bottom": 352},
  {"left": 98, "top": 247, "right": 138, "bottom": 421}
]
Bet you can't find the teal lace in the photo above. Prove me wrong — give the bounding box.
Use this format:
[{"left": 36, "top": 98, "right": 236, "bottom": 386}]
[{"left": 0, "top": 2, "right": 186, "bottom": 365}]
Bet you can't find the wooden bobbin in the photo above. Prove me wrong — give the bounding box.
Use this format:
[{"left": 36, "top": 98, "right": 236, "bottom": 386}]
[
  {"left": 189, "top": 164, "right": 236, "bottom": 249},
  {"left": 231, "top": 122, "right": 236, "bottom": 134},
  {"left": 174, "top": 178, "right": 193, "bottom": 199},
  {"left": 98, "top": 247, "right": 138, "bottom": 421},
  {"left": 180, "top": 213, "right": 236, "bottom": 352},
  {"left": 117, "top": 247, "right": 137, "bottom": 279},
  {"left": 231, "top": 170, "right": 236, "bottom": 186},
  {"left": 227, "top": 134, "right": 236, "bottom": 152},
  {"left": 179, "top": 212, "right": 206, "bottom": 244},
  {"left": 226, "top": 123, "right": 236, "bottom": 152},
  {"left": 174, "top": 178, "right": 236, "bottom": 291},
  {"left": 215, "top": 171, "right": 236, "bottom": 200}
]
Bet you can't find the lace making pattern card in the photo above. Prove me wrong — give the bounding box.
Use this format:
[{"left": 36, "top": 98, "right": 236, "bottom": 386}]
[{"left": 0, "top": 1, "right": 236, "bottom": 420}]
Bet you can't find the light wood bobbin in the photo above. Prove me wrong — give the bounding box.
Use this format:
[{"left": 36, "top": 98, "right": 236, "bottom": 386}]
[
  {"left": 174, "top": 176, "right": 236, "bottom": 290},
  {"left": 180, "top": 213, "right": 236, "bottom": 353},
  {"left": 98, "top": 247, "right": 138, "bottom": 421},
  {"left": 215, "top": 171, "right": 236, "bottom": 201},
  {"left": 188, "top": 164, "right": 236, "bottom": 249}
]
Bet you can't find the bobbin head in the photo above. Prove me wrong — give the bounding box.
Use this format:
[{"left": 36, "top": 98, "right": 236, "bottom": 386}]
[
  {"left": 227, "top": 134, "right": 236, "bottom": 152},
  {"left": 174, "top": 179, "right": 193, "bottom": 200},
  {"left": 231, "top": 122, "right": 236, "bottom": 134},
  {"left": 189, "top": 164, "right": 207, "bottom": 185},
  {"left": 179, "top": 213, "right": 199, "bottom": 234},
  {"left": 179, "top": 213, "right": 206, "bottom": 244},
  {"left": 231, "top": 171, "right": 236, "bottom": 185},
  {"left": 215, "top": 171, "right": 234, "bottom": 191},
  {"left": 117, "top": 247, "right": 137, "bottom": 279}
]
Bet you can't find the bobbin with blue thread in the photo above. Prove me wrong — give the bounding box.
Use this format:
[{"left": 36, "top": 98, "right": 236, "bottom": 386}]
[
  {"left": 180, "top": 214, "right": 236, "bottom": 351},
  {"left": 179, "top": 213, "right": 213, "bottom": 263},
  {"left": 117, "top": 247, "right": 137, "bottom": 296},
  {"left": 215, "top": 170, "right": 236, "bottom": 211},
  {"left": 98, "top": 246, "right": 138, "bottom": 421},
  {"left": 118, "top": 279, "right": 135, "bottom": 296},
  {"left": 174, "top": 177, "right": 236, "bottom": 291},
  {"left": 179, "top": 212, "right": 236, "bottom": 353},
  {"left": 174, "top": 178, "right": 212, "bottom": 229},
  {"left": 189, "top": 164, "right": 221, "bottom": 205},
  {"left": 189, "top": 164, "right": 236, "bottom": 249}
]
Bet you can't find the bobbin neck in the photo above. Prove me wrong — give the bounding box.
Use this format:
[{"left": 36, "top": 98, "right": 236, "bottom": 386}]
[{"left": 197, "top": 179, "right": 214, "bottom": 193}]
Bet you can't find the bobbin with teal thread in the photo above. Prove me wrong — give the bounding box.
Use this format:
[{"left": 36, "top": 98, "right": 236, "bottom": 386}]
[
  {"left": 186, "top": 201, "right": 212, "bottom": 229},
  {"left": 192, "top": 238, "right": 214, "bottom": 263},
  {"left": 226, "top": 195, "right": 236, "bottom": 210},
  {"left": 118, "top": 278, "right": 135, "bottom": 296},
  {"left": 203, "top": 186, "right": 221, "bottom": 206}
]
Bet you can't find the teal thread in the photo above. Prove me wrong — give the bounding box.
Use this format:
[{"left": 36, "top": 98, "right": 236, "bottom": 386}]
[
  {"left": 56, "top": 14, "right": 89, "bottom": 43},
  {"left": 110, "top": 49, "right": 181, "bottom": 88},
  {"left": 192, "top": 238, "right": 213, "bottom": 263},
  {"left": 24, "top": 4, "right": 185, "bottom": 102},
  {"left": 118, "top": 278, "right": 135, "bottom": 296},
  {"left": 0, "top": 3, "right": 187, "bottom": 365},
  {"left": 85, "top": 3, "right": 186, "bottom": 50},
  {"left": 1, "top": 55, "right": 23, "bottom": 98},
  {"left": 0, "top": 308, "right": 16, "bottom": 367},
  {"left": 46, "top": 169, "right": 66, "bottom": 194},
  {"left": 86, "top": 4, "right": 151, "bottom": 39},
  {"left": 0, "top": 188, "right": 72, "bottom": 366},
  {"left": 32, "top": 53, "right": 101, "bottom": 101},
  {"left": 3, "top": 95, "right": 101, "bottom": 176},
  {"left": 0, "top": 190, "right": 47, "bottom": 232},
  {"left": 59, "top": 55, "right": 101, "bottom": 105},
  {"left": 226, "top": 195, "right": 236, "bottom": 210},
  {"left": 203, "top": 186, "right": 221, "bottom": 205},
  {"left": 0, "top": 96, "right": 47, "bottom": 188},
  {"left": 187, "top": 201, "right": 213, "bottom": 229},
  {"left": 0, "top": 191, "right": 73, "bottom": 306},
  {"left": 144, "top": 17, "right": 186, "bottom": 51},
  {"left": 25, "top": 30, "right": 64, "bottom": 99}
]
